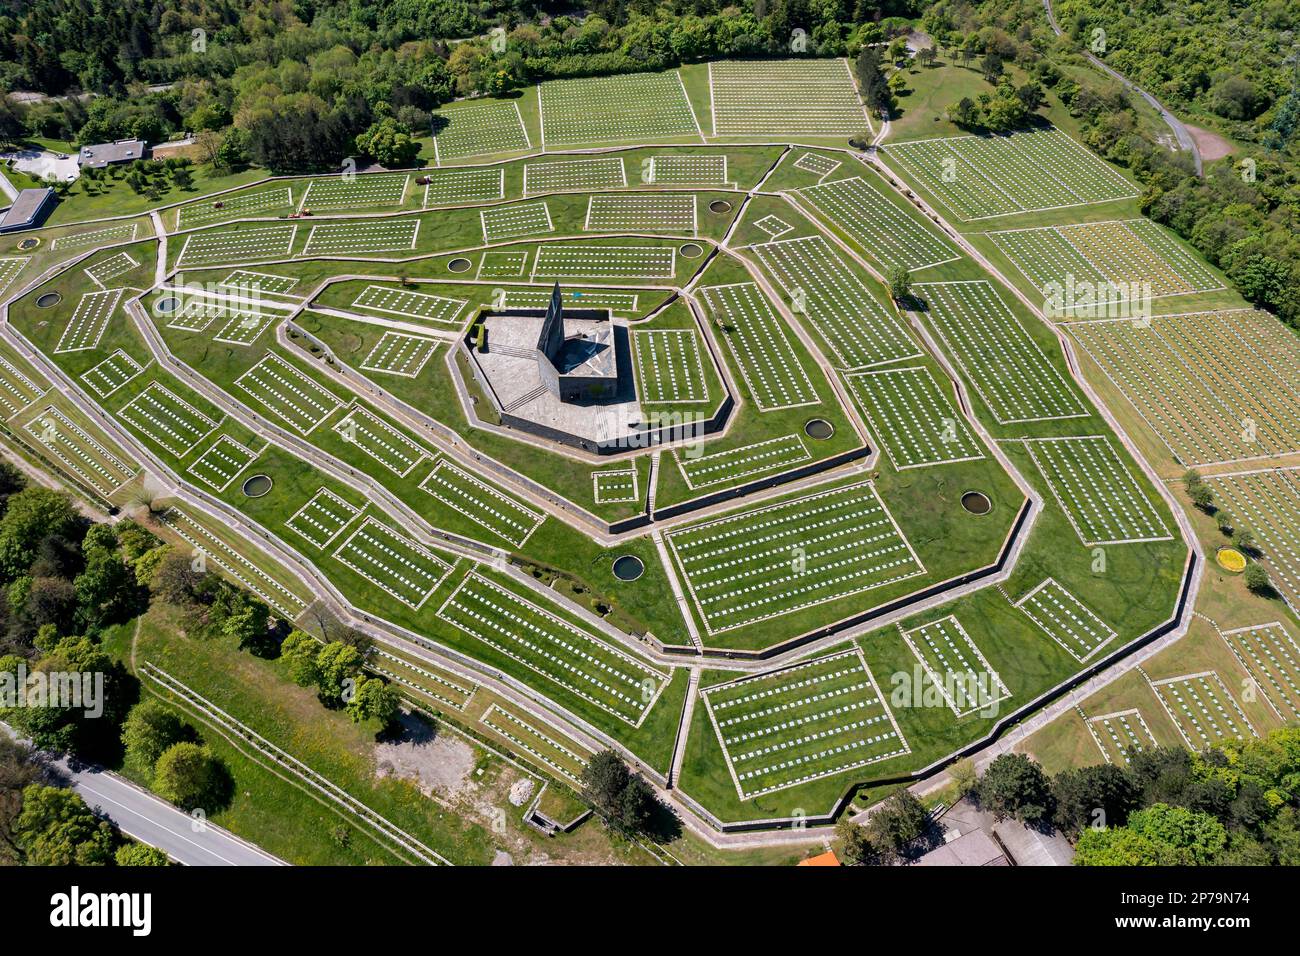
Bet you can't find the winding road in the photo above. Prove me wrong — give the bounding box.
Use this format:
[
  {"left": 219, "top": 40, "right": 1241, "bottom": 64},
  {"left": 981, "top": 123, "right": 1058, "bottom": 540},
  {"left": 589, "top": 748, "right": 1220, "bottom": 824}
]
[{"left": 1042, "top": 0, "right": 1202, "bottom": 175}]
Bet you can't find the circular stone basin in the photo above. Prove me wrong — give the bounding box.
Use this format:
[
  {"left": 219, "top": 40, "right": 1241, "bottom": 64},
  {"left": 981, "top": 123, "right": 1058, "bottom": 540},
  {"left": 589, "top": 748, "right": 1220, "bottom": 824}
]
[
  {"left": 804, "top": 418, "right": 834, "bottom": 440},
  {"left": 1216, "top": 547, "right": 1247, "bottom": 573},
  {"left": 155, "top": 295, "right": 180, "bottom": 314},
  {"left": 241, "top": 474, "right": 273, "bottom": 498},
  {"left": 17, "top": 238, "right": 39, "bottom": 251},
  {"left": 35, "top": 292, "right": 62, "bottom": 309},
  {"left": 612, "top": 555, "right": 645, "bottom": 582},
  {"left": 447, "top": 257, "right": 472, "bottom": 273},
  {"left": 708, "top": 199, "right": 732, "bottom": 214},
  {"left": 961, "top": 491, "right": 992, "bottom": 515},
  {"left": 679, "top": 242, "right": 704, "bottom": 259}
]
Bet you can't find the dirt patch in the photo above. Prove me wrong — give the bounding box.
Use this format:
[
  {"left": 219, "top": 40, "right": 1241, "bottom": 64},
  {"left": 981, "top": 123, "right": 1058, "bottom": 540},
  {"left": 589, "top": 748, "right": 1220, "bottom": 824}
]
[
  {"left": 1186, "top": 124, "right": 1235, "bottom": 162},
  {"left": 152, "top": 141, "right": 203, "bottom": 162},
  {"left": 374, "top": 711, "right": 477, "bottom": 798}
]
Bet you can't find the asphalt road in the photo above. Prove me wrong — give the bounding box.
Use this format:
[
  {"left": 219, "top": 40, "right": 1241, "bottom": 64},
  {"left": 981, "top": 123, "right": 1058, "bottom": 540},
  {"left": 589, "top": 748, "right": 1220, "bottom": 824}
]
[
  {"left": 4, "top": 720, "right": 284, "bottom": 865},
  {"left": 1042, "top": 0, "right": 1202, "bottom": 174},
  {"left": 64, "top": 760, "right": 287, "bottom": 866}
]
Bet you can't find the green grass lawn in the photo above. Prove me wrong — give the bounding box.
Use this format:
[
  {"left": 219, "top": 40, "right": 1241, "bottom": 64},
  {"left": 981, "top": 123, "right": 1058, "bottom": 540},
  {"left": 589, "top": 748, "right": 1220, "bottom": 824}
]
[
  {"left": 104, "top": 605, "right": 664, "bottom": 865},
  {"left": 45, "top": 163, "right": 267, "bottom": 227},
  {"left": 120, "top": 428, "right": 694, "bottom": 768},
  {"left": 108, "top": 608, "right": 498, "bottom": 864},
  {"left": 5, "top": 115, "right": 1221, "bottom": 836}
]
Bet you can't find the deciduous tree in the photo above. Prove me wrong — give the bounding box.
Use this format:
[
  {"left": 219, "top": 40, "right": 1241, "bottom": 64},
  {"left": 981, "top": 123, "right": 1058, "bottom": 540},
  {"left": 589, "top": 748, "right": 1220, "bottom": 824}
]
[
  {"left": 122, "top": 700, "right": 193, "bottom": 774},
  {"left": 977, "top": 753, "right": 1053, "bottom": 824},
  {"left": 153, "top": 742, "right": 231, "bottom": 812},
  {"left": 13, "top": 784, "right": 115, "bottom": 866}
]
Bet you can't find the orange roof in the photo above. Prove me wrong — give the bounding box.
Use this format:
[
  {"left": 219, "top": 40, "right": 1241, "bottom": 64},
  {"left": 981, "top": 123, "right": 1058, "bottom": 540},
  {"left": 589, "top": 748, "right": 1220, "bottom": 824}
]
[{"left": 797, "top": 851, "right": 840, "bottom": 867}]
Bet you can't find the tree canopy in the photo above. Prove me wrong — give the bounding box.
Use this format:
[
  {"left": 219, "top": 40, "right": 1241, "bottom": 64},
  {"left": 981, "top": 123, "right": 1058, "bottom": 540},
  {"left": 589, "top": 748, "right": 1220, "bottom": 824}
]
[
  {"left": 152, "top": 741, "right": 232, "bottom": 811},
  {"left": 580, "top": 749, "right": 670, "bottom": 839}
]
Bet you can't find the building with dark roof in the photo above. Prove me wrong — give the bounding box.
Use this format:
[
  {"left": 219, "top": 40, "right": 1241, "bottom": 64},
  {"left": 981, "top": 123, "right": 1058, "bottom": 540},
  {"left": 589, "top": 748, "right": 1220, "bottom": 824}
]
[
  {"left": 78, "top": 139, "right": 149, "bottom": 169},
  {"left": 0, "top": 187, "right": 57, "bottom": 233}
]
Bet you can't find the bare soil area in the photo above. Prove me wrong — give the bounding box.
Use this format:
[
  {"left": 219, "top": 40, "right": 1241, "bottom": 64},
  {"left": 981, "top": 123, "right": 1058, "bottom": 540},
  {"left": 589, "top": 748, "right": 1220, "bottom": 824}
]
[
  {"left": 375, "top": 711, "right": 476, "bottom": 797},
  {"left": 1186, "top": 124, "right": 1235, "bottom": 162}
]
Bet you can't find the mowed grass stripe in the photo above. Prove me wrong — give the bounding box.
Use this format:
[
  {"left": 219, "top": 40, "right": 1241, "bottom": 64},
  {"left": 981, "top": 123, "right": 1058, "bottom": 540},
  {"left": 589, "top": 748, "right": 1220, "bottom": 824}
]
[
  {"left": 437, "top": 570, "right": 668, "bottom": 726},
  {"left": 702, "top": 646, "right": 908, "bottom": 799},
  {"left": 80, "top": 349, "right": 144, "bottom": 399},
  {"left": 795, "top": 175, "right": 959, "bottom": 272},
  {"left": 1015, "top": 577, "right": 1116, "bottom": 663},
  {"left": 332, "top": 515, "right": 450, "bottom": 609},
  {"left": 185, "top": 434, "right": 259, "bottom": 492},
  {"left": 667, "top": 480, "right": 924, "bottom": 634},
  {"left": 118, "top": 381, "right": 221, "bottom": 459},
  {"left": 539, "top": 71, "right": 699, "bottom": 145},
  {"left": 1148, "top": 670, "right": 1256, "bottom": 749},
  {"left": 284, "top": 487, "right": 361, "bottom": 550},
  {"left": 917, "top": 280, "right": 1086, "bottom": 423},
  {"left": 332, "top": 404, "right": 432, "bottom": 477},
  {"left": 418, "top": 458, "right": 543, "bottom": 548},
  {"left": 235, "top": 351, "right": 344, "bottom": 434},
  {"left": 1220, "top": 622, "right": 1300, "bottom": 720},
  {"left": 697, "top": 282, "right": 819, "bottom": 411},
  {"left": 1204, "top": 468, "right": 1300, "bottom": 607},
  {"left": 480, "top": 703, "right": 591, "bottom": 785},
  {"left": 1023, "top": 436, "right": 1171, "bottom": 545},
  {"left": 0, "top": 353, "right": 45, "bottom": 417},
  {"left": 753, "top": 235, "right": 919, "bottom": 370},
  {"left": 846, "top": 365, "right": 983, "bottom": 470},
  {"left": 900, "top": 615, "right": 1010, "bottom": 717},
  {"left": 24, "top": 405, "right": 136, "bottom": 497}
]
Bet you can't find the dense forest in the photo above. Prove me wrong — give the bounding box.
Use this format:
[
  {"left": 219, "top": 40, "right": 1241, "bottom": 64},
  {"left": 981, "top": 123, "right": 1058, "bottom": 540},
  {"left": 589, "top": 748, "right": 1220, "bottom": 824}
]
[
  {"left": 0, "top": 0, "right": 924, "bottom": 98},
  {"left": 0, "top": 465, "right": 403, "bottom": 864},
  {"left": 1052, "top": 0, "right": 1300, "bottom": 147}
]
